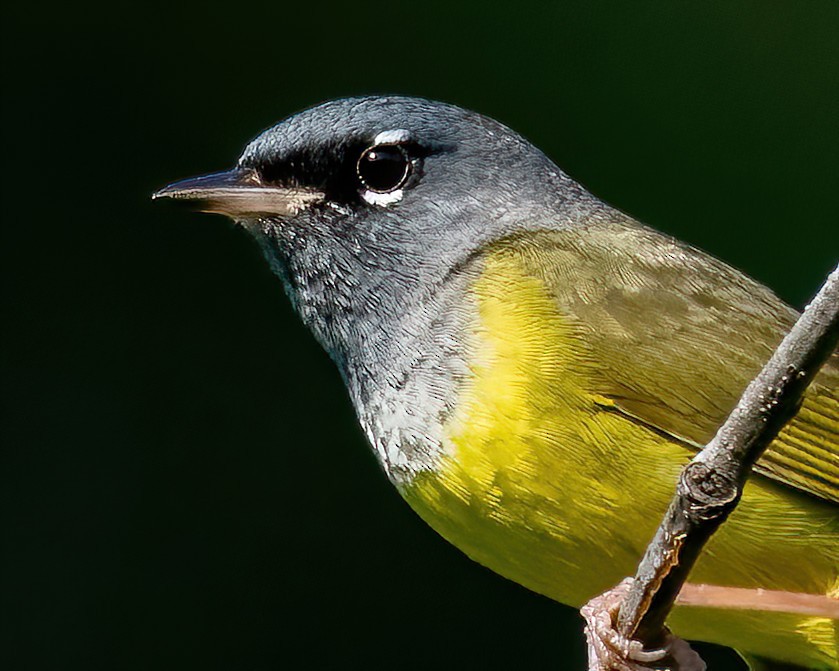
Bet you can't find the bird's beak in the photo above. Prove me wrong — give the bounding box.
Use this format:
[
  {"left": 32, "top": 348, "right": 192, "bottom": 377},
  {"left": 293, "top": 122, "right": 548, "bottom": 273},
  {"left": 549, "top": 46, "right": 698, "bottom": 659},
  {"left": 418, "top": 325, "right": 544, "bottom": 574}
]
[{"left": 152, "top": 169, "right": 323, "bottom": 217}]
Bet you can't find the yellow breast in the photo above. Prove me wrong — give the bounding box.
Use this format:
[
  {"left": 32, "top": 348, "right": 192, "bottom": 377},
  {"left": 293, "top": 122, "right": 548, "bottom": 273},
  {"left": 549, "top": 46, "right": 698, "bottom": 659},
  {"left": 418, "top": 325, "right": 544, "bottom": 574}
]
[{"left": 400, "top": 249, "right": 838, "bottom": 668}]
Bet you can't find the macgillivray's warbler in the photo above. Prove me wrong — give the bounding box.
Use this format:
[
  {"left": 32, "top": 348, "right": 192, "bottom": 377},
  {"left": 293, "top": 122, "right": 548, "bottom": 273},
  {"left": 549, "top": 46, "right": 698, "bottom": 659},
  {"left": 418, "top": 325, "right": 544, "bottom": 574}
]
[{"left": 155, "top": 97, "right": 838, "bottom": 670}]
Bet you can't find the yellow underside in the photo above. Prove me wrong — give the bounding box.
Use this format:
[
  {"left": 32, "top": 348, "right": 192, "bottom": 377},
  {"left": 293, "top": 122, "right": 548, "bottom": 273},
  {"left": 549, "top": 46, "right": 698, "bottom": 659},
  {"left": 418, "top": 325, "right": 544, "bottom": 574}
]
[{"left": 401, "top": 252, "right": 838, "bottom": 668}]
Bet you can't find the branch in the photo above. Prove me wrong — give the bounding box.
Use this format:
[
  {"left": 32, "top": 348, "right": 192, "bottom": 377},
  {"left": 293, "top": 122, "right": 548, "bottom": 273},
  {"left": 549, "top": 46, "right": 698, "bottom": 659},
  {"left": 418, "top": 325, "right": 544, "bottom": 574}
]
[{"left": 583, "top": 262, "right": 839, "bottom": 670}]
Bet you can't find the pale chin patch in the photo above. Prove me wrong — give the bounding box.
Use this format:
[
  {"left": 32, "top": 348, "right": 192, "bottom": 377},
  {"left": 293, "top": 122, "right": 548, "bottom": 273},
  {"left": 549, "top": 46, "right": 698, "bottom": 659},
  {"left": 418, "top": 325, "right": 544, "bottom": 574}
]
[{"left": 362, "top": 189, "right": 404, "bottom": 207}]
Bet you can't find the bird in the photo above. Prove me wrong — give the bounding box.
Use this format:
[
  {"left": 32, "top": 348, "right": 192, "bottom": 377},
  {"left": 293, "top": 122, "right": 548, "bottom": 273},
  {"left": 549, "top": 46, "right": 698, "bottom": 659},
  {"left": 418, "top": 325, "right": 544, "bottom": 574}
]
[{"left": 155, "top": 96, "right": 838, "bottom": 670}]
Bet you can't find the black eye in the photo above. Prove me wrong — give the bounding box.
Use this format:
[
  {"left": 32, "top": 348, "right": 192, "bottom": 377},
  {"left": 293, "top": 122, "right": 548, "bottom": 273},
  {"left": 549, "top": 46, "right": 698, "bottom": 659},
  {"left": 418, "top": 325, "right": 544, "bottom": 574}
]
[{"left": 356, "top": 144, "right": 411, "bottom": 193}]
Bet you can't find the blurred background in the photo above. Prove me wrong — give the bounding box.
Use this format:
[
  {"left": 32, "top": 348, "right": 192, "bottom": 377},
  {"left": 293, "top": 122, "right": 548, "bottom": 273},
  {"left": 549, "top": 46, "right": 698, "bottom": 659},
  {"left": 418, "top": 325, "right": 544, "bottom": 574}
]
[{"left": 3, "top": 2, "right": 838, "bottom": 669}]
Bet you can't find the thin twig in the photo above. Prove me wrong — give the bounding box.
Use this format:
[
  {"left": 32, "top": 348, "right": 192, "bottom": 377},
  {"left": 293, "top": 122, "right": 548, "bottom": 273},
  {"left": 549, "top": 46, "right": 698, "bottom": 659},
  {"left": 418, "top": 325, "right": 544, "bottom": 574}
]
[{"left": 615, "top": 263, "right": 839, "bottom": 652}]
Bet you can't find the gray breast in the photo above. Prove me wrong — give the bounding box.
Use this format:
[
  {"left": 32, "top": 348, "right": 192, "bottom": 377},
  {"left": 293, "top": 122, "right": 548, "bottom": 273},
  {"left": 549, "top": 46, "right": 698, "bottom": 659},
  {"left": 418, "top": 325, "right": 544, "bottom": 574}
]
[{"left": 345, "top": 262, "right": 482, "bottom": 486}]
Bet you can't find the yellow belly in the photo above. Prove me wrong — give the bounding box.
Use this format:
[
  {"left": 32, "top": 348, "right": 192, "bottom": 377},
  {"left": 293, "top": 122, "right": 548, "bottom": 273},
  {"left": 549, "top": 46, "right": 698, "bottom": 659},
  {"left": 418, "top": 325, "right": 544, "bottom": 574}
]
[{"left": 400, "top": 252, "right": 838, "bottom": 668}]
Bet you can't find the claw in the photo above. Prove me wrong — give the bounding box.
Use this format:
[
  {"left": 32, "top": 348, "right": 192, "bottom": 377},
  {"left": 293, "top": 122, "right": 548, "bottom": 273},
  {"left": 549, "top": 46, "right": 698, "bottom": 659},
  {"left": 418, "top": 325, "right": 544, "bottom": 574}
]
[{"left": 581, "top": 579, "right": 705, "bottom": 671}]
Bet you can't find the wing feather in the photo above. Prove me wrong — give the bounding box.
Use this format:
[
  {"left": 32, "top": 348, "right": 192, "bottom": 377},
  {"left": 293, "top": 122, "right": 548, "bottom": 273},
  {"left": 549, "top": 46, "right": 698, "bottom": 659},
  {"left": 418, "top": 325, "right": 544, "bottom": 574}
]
[{"left": 508, "top": 219, "right": 839, "bottom": 504}]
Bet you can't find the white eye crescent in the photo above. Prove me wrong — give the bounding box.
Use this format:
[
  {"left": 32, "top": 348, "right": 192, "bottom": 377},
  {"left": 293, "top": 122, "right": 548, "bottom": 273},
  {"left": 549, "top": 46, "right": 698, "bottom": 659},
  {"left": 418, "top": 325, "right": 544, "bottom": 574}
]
[
  {"left": 361, "top": 189, "right": 404, "bottom": 207},
  {"left": 373, "top": 129, "right": 412, "bottom": 145}
]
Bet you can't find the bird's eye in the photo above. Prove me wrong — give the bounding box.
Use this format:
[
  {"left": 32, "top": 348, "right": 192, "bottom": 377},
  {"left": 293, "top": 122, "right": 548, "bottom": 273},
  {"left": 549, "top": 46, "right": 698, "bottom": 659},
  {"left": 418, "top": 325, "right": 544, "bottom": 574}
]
[{"left": 356, "top": 144, "right": 411, "bottom": 193}]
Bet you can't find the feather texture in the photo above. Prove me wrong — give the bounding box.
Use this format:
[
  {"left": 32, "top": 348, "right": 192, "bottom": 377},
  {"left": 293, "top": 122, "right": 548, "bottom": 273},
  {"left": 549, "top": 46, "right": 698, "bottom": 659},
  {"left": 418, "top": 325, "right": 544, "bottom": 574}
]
[{"left": 506, "top": 220, "right": 839, "bottom": 504}]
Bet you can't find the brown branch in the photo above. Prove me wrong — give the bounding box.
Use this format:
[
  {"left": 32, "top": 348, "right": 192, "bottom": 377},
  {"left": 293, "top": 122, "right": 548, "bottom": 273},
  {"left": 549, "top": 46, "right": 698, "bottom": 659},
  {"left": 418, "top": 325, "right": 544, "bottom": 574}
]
[{"left": 612, "top": 262, "right": 839, "bottom": 658}]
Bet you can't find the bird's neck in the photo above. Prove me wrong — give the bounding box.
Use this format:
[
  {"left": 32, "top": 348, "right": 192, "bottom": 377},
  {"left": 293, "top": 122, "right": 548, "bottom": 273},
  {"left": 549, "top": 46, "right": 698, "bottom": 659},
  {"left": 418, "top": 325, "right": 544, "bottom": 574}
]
[
  {"left": 345, "top": 266, "right": 480, "bottom": 484},
  {"left": 262, "top": 229, "right": 479, "bottom": 484}
]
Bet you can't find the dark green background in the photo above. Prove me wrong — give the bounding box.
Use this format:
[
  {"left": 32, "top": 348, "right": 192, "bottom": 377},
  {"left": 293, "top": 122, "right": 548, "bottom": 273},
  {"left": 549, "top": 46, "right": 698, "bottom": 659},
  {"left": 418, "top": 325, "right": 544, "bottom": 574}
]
[{"left": 3, "top": 2, "right": 838, "bottom": 669}]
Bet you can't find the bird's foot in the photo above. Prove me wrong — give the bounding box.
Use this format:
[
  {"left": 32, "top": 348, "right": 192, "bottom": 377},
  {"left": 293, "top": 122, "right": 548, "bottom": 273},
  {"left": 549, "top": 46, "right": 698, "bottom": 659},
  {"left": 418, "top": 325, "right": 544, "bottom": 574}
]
[{"left": 581, "top": 579, "right": 706, "bottom": 671}]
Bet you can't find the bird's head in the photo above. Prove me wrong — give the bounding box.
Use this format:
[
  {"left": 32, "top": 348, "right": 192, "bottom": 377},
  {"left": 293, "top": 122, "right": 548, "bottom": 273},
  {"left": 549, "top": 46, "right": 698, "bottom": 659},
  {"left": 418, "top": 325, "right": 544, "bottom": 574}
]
[{"left": 155, "top": 96, "right": 585, "bottom": 366}]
